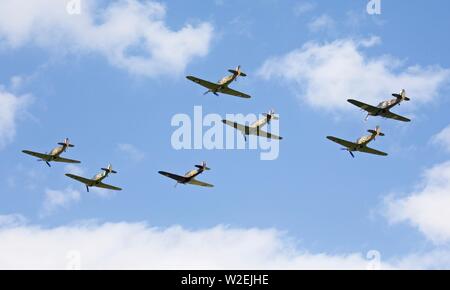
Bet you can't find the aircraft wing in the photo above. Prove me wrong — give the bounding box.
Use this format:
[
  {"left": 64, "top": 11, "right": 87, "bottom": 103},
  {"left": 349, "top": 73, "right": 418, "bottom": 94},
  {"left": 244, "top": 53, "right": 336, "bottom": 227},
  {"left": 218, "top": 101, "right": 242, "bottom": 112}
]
[
  {"left": 222, "top": 120, "right": 249, "bottom": 132},
  {"left": 54, "top": 156, "right": 81, "bottom": 164},
  {"left": 326, "top": 136, "right": 357, "bottom": 149},
  {"left": 65, "top": 174, "right": 95, "bottom": 186},
  {"left": 158, "top": 171, "right": 187, "bottom": 183},
  {"left": 347, "top": 99, "right": 379, "bottom": 114},
  {"left": 96, "top": 182, "right": 122, "bottom": 191},
  {"left": 359, "top": 146, "right": 388, "bottom": 156},
  {"left": 188, "top": 179, "right": 214, "bottom": 188},
  {"left": 22, "top": 150, "right": 51, "bottom": 160},
  {"left": 255, "top": 129, "right": 282, "bottom": 140},
  {"left": 380, "top": 111, "right": 411, "bottom": 122},
  {"left": 219, "top": 87, "right": 251, "bottom": 99},
  {"left": 186, "top": 76, "right": 220, "bottom": 90}
]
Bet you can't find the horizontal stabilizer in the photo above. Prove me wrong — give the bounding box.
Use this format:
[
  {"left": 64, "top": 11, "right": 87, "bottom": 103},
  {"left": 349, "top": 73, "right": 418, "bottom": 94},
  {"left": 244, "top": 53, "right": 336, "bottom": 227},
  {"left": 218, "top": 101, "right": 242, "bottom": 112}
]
[
  {"left": 102, "top": 168, "right": 117, "bottom": 174},
  {"left": 195, "top": 165, "right": 211, "bottom": 170}
]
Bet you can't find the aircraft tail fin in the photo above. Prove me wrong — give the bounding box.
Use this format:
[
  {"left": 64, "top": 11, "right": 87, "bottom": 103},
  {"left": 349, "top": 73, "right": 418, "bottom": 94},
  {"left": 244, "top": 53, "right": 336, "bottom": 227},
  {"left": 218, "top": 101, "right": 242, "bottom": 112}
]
[
  {"left": 58, "top": 138, "right": 75, "bottom": 148},
  {"left": 368, "top": 126, "right": 385, "bottom": 137},
  {"left": 101, "top": 164, "right": 117, "bottom": 174},
  {"left": 263, "top": 109, "right": 279, "bottom": 122},
  {"left": 392, "top": 89, "right": 410, "bottom": 101},
  {"left": 228, "top": 65, "right": 247, "bottom": 77},
  {"left": 195, "top": 161, "right": 211, "bottom": 171}
]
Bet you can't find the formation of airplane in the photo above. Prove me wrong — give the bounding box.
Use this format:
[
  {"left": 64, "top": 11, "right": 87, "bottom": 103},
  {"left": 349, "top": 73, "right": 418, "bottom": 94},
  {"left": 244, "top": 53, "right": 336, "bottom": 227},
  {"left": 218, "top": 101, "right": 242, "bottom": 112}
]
[
  {"left": 186, "top": 65, "right": 251, "bottom": 99},
  {"left": 222, "top": 109, "right": 283, "bottom": 141},
  {"left": 22, "top": 138, "right": 81, "bottom": 167},
  {"left": 348, "top": 89, "right": 411, "bottom": 122},
  {"left": 327, "top": 126, "right": 388, "bottom": 158},
  {"left": 158, "top": 161, "right": 214, "bottom": 188},
  {"left": 21, "top": 67, "right": 411, "bottom": 191},
  {"left": 66, "top": 164, "right": 122, "bottom": 192}
]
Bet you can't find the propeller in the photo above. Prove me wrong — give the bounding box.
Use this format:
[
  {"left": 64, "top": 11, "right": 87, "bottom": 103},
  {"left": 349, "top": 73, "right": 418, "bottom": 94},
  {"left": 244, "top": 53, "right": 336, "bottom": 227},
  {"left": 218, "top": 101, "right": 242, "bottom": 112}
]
[
  {"left": 37, "top": 159, "right": 51, "bottom": 167},
  {"left": 341, "top": 148, "right": 355, "bottom": 158}
]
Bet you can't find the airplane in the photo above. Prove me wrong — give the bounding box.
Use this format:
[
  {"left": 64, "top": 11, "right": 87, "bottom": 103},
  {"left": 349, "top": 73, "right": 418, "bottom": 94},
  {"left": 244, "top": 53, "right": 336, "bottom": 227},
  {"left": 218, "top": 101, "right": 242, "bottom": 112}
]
[
  {"left": 222, "top": 109, "right": 283, "bottom": 141},
  {"left": 22, "top": 138, "right": 81, "bottom": 167},
  {"left": 186, "top": 65, "right": 251, "bottom": 99},
  {"left": 158, "top": 161, "right": 214, "bottom": 188},
  {"left": 65, "top": 164, "right": 122, "bottom": 192},
  {"left": 347, "top": 89, "right": 411, "bottom": 122},
  {"left": 327, "top": 126, "right": 388, "bottom": 158}
]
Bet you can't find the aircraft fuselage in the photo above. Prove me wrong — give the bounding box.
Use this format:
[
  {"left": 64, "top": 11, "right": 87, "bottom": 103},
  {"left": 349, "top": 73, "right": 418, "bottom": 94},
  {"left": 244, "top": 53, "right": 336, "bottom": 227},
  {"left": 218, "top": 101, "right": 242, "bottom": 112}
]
[
  {"left": 218, "top": 73, "right": 237, "bottom": 87},
  {"left": 49, "top": 145, "right": 65, "bottom": 157},
  {"left": 93, "top": 171, "right": 109, "bottom": 183},
  {"left": 369, "top": 98, "right": 401, "bottom": 116},
  {"left": 181, "top": 168, "right": 204, "bottom": 183},
  {"left": 356, "top": 134, "right": 375, "bottom": 146}
]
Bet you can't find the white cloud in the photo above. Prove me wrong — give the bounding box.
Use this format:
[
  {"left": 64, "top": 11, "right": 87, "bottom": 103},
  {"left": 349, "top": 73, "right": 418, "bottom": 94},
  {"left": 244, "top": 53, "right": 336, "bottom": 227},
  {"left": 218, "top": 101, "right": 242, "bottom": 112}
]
[
  {"left": 42, "top": 187, "right": 81, "bottom": 216},
  {"left": 0, "top": 221, "right": 390, "bottom": 269},
  {"left": 0, "top": 86, "right": 31, "bottom": 149},
  {"left": 0, "top": 0, "right": 213, "bottom": 77},
  {"left": 117, "top": 143, "right": 145, "bottom": 162},
  {"left": 258, "top": 38, "right": 450, "bottom": 112},
  {"left": 432, "top": 125, "right": 450, "bottom": 153},
  {"left": 385, "top": 160, "right": 450, "bottom": 244},
  {"left": 308, "top": 14, "right": 335, "bottom": 32}
]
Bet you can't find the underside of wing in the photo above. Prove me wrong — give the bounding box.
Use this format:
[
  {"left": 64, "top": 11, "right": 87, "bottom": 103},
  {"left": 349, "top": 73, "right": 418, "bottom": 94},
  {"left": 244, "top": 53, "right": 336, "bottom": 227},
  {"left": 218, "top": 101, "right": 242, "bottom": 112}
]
[
  {"left": 326, "top": 136, "right": 357, "bottom": 149},
  {"left": 96, "top": 182, "right": 122, "bottom": 191},
  {"left": 54, "top": 156, "right": 81, "bottom": 164},
  {"left": 254, "top": 129, "right": 282, "bottom": 140},
  {"left": 186, "top": 76, "right": 219, "bottom": 90},
  {"left": 347, "top": 99, "right": 379, "bottom": 114},
  {"left": 188, "top": 179, "right": 214, "bottom": 188},
  {"left": 222, "top": 120, "right": 249, "bottom": 132},
  {"left": 65, "top": 174, "right": 94, "bottom": 186},
  {"left": 22, "top": 150, "right": 51, "bottom": 160},
  {"left": 358, "top": 146, "right": 388, "bottom": 156},
  {"left": 381, "top": 111, "right": 411, "bottom": 122},
  {"left": 220, "top": 87, "right": 251, "bottom": 98},
  {"left": 158, "top": 171, "right": 187, "bottom": 183}
]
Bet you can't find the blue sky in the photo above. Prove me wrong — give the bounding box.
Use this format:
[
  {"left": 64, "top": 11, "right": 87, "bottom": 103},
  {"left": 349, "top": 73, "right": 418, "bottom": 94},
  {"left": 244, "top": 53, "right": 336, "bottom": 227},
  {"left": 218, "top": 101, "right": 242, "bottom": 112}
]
[{"left": 1, "top": 0, "right": 450, "bottom": 269}]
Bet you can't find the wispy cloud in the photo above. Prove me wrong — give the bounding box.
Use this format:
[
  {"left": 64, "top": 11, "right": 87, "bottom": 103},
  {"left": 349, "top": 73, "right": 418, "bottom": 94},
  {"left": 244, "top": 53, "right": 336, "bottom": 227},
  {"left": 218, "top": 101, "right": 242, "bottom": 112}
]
[
  {"left": 293, "top": 2, "right": 316, "bottom": 16},
  {"left": 0, "top": 214, "right": 27, "bottom": 228},
  {"left": 117, "top": 143, "right": 145, "bottom": 163},
  {"left": 431, "top": 125, "right": 450, "bottom": 153},
  {"left": 308, "top": 14, "right": 335, "bottom": 32},
  {"left": 41, "top": 187, "right": 81, "bottom": 216},
  {"left": 0, "top": 86, "right": 32, "bottom": 149}
]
